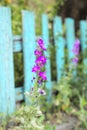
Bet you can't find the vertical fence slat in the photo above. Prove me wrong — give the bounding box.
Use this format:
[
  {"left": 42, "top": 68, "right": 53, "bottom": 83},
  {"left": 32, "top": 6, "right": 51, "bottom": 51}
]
[
  {"left": 53, "top": 16, "right": 65, "bottom": 82},
  {"left": 65, "top": 18, "right": 76, "bottom": 75},
  {"left": 0, "top": 7, "right": 15, "bottom": 114},
  {"left": 65, "top": 18, "right": 75, "bottom": 61},
  {"left": 80, "top": 21, "right": 87, "bottom": 74},
  {"left": 42, "top": 14, "right": 52, "bottom": 99},
  {"left": 22, "top": 11, "right": 36, "bottom": 104}
]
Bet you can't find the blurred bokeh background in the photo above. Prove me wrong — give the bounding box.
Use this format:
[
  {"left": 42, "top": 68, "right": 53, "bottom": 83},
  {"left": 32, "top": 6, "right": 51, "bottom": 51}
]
[{"left": 0, "top": 1, "right": 87, "bottom": 129}]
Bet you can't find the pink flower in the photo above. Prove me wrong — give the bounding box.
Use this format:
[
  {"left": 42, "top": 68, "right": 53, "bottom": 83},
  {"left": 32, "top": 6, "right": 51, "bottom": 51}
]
[
  {"left": 39, "top": 72, "right": 47, "bottom": 81},
  {"left": 39, "top": 44, "right": 46, "bottom": 51},
  {"left": 32, "top": 65, "right": 40, "bottom": 72},
  {"left": 37, "top": 38, "right": 44, "bottom": 44},
  {"left": 37, "top": 38, "right": 46, "bottom": 51},
  {"left": 35, "top": 55, "right": 47, "bottom": 66},
  {"left": 34, "top": 49, "right": 42, "bottom": 55}
]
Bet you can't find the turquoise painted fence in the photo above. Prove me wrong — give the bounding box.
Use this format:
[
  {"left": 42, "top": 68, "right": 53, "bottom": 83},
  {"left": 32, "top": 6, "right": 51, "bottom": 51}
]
[{"left": 0, "top": 7, "right": 87, "bottom": 114}]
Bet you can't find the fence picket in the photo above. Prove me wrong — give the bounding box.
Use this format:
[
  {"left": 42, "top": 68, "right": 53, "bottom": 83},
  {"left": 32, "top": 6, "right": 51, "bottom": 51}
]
[
  {"left": 42, "top": 14, "right": 52, "bottom": 99},
  {"left": 65, "top": 18, "right": 75, "bottom": 60},
  {"left": 0, "top": 7, "right": 15, "bottom": 114},
  {"left": 53, "top": 16, "right": 65, "bottom": 81},
  {"left": 80, "top": 21, "right": 87, "bottom": 74},
  {"left": 65, "top": 18, "right": 77, "bottom": 76},
  {"left": 22, "top": 11, "right": 36, "bottom": 104}
]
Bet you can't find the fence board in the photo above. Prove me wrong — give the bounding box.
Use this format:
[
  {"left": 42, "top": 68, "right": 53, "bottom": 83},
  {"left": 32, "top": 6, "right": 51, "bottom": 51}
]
[
  {"left": 80, "top": 21, "right": 87, "bottom": 74},
  {"left": 22, "top": 11, "right": 36, "bottom": 104},
  {"left": 65, "top": 18, "right": 77, "bottom": 76},
  {"left": 53, "top": 16, "right": 65, "bottom": 81},
  {"left": 65, "top": 18, "right": 75, "bottom": 61},
  {"left": 0, "top": 7, "right": 15, "bottom": 114},
  {"left": 42, "top": 14, "right": 52, "bottom": 100}
]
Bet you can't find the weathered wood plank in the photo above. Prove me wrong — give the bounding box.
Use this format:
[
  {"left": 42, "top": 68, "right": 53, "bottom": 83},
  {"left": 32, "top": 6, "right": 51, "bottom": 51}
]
[
  {"left": 65, "top": 18, "right": 76, "bottom": 75},
  {"left": 42, "top": 14, "right": 52, "bottom": 100},
  {"left": 53, "top": 16, "right": 65, "bottom": 81},
  {"left": 65, "top": 18, "right": 75, "bottom": 61},
  {"left": 22, "top": 11, "right": 36, "bottom": 104},
  {"left": 80, "top": 21, "right": 87, "bottom": 74},
  {"left": 0, "top": 7, "right": 15, "bottom": 114}
]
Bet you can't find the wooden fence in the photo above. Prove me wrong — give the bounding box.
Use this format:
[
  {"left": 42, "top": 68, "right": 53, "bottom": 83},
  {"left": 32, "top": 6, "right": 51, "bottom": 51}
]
[{"left": 0, "top": 7, "right": 87, "bottom": 114}]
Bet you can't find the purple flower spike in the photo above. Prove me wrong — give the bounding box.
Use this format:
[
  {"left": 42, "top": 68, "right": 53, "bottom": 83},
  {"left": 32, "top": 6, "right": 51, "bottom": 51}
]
[
  {"left": 32, "top": 38, "right": 47, "bottom": 86},
  {"left": 32, "top": 65, "right": 40, "bottom": 72},
  {"left": 72, "top": 57, "right": 78, "bottom": 65},
  {"left": 39, "top": 72, "right": 47, "bottom": 81},
  {"left": 38, "top": 88, "right": 46, "bottom": 96},
  {"left": 72, "top": 39, "right": 80, "bottom": 56}
]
